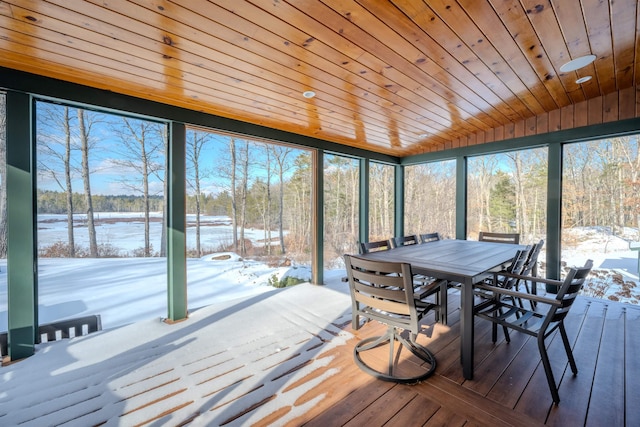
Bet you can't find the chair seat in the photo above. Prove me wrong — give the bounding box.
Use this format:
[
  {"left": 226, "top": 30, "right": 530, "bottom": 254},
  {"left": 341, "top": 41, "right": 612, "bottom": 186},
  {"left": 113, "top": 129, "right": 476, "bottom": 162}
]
[{"left": 474, "top": 298, "right": 549, "bottom": 337}]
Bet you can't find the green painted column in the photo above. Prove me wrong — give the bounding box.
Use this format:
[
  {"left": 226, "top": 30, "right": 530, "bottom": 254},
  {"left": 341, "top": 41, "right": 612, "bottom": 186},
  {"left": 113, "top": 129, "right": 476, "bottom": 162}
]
[
  {"left": 6, "top": 91, "right": 37, "bottom": 360},
  {"left": 394, "top": 164, "right": 404, "bottom": 238},
  {"left": 455, "top": 156, "right": 467, "bottom": 240},
  {"left": 312, "top": 150, "right": 323, "bottom": 285},
  {"left": 359, "top": 158, "right": 369, "bottom": 245},
  {"left": 546, "top": 143, "right": 562, "bottom": 281},
  {"left": 167, "top": 122, "right": 187, "bottom": 322}
]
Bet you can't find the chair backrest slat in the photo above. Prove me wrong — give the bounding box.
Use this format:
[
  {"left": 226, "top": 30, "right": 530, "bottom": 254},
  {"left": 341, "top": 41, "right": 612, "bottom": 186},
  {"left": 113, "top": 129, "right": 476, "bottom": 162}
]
[
  {"left": 547, "top": 260, "right": 593, "bottom": 324},
  {"left": 478, "top": 231, "right": 520, "bottom": 244},
  {"left": 497, "top": 246, "right": 531, "bottom": 289},
  {"left": 391, "top": 234, "right": 419, "bottom": 248},
  {"left": 419, "top": 232, "right": 441, "bottom": 243},
  {"left": 359, "top": 239, "right": 391, "bottom": 254},
  {"left": 522, "top": 239, "right": 544, "bottom": 276},
  {"left": 352, "top": 269, "right": 408, "bottom": 291}
]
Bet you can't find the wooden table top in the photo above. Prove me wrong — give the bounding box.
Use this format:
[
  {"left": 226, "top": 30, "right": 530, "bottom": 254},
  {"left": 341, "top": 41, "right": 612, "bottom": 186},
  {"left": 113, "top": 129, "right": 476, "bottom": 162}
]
[{"left": 359, "top": 239, "right": 522, "bottom": 284}]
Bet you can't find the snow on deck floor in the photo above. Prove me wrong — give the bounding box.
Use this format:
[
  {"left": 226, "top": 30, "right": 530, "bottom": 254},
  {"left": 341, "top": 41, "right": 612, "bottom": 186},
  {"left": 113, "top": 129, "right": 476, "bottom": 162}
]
[{"left": 0, "top": 279, "right": 353, "bottom": 426}]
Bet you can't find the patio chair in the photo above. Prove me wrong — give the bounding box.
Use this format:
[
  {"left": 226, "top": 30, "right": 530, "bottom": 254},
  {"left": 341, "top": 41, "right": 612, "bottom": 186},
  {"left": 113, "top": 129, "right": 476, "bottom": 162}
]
[
  {"left": 419, "top": 232, "right": 441, "bottom": 243},
  {"left": 344, "top": 254, "right": 437, "bottom": 383},
  {"left": 359, "top": 239, "right": 392, "bottom": 254},
  {"left": 478, "top": 231, "right": 520, "bottom": 244},
  {"left": 390, "top": 234, "right": 420, "bottom": 248},
  {"left": 474, "top": 260, "right": 593, "bottom": 404}
]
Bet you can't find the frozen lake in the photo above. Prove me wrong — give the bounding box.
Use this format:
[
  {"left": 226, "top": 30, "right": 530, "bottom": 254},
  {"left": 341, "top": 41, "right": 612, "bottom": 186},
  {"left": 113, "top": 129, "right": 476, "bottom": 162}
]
[{"left": 37, "top": 212, "right": 272, "bottom": 255}]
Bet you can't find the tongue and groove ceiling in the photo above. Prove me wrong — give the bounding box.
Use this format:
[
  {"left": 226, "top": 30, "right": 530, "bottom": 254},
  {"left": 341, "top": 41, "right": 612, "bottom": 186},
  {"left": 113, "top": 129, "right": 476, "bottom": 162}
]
[{"left": 0, "top": 0, "right": 638, "bottom": 156}]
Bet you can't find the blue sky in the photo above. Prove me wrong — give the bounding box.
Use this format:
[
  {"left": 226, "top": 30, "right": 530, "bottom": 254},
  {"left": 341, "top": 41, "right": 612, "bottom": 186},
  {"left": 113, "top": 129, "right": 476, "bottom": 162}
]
[{"left": 35, "top": 101, "right": 306, "bottom": 197}]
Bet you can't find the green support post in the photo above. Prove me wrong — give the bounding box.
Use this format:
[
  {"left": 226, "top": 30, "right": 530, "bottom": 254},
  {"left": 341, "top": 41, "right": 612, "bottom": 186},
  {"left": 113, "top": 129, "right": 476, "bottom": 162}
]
[
  {"left": 455, "top": 156, "right": 467, "bottom": 240},
  {"left": 546, "top": 143, "right": 563, "bottom": 285},
  {"left": 312, "top": 150, "right": 323, "bottom": 285},
  {"left": 394, "top": 164, "right": 404, "bottom": 238},
  {"left": 6, "top": 91, "right": 38, "bottom": 360},
  {"left": 167, "top": 122, "right": 187, "bottom": 322},
  {"left": 359, "top": 158, "right": 370, "bottom": 245}
]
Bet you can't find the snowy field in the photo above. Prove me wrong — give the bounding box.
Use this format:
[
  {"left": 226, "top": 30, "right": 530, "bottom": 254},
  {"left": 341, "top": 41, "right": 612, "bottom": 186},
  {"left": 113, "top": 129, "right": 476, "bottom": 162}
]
[
  {"left": 558, "top": 226, "right": 639, "bottom": 303},
  {"left": 1, "top": 213, "right": 308, "bottom": 331}
]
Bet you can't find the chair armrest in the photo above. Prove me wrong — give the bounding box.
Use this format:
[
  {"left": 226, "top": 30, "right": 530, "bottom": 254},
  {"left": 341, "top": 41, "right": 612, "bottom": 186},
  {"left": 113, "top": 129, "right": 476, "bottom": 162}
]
[
  {"left": 492, "top": 271, "right": 564, "bottom": 287},
  {"left": 474, "top": 283, "right": 562, "bottom": 307}
]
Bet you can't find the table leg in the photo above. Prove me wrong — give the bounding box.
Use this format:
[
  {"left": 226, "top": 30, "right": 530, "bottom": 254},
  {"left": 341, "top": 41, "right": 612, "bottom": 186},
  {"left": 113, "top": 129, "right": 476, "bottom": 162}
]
[{"left": 461, "top": 278, "right": 474, "bottom": 380}]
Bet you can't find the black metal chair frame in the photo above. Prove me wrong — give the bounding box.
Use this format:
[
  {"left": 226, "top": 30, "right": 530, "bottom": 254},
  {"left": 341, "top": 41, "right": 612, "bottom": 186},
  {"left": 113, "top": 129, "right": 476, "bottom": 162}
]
[
  {"left": 345, "top": 254, "right": 437, "bottom": 383},
  {"left": 474, "top": 260, "right": 593, "bottom": 404}
]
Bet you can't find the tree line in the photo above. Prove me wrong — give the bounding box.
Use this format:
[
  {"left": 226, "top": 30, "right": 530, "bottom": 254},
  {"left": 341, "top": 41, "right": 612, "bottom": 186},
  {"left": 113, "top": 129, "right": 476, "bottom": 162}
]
[
  {"left": 37, "top": 191, "right": 164, "bottom": 214},
  {"left": 37, "top": 190, "right": 229, "bottom": 217}
]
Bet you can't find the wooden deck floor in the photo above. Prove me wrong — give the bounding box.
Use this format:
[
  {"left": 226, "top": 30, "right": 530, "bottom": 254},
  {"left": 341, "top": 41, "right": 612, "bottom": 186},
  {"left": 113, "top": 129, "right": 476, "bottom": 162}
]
[
  {"left": 2, "top": 285, "right": 638, "bottom": 426},
  {"left": 282, "top": 293, "right": 640, "bottom": 427}
]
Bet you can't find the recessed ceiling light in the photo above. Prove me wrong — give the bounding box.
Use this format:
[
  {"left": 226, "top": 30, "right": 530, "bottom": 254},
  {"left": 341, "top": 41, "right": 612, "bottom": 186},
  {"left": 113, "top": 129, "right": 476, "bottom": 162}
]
[
  {"left": 560, "top": 54, "right": 597, "bottom": 72},
  {"left": 419, "top": 133, "right": 430, "bottom": 138},
  {"left": 302, "top": 91, "right": 316, "bottom": 99},
  {"left": 576, "top": 76, "right": 592, "bottom": 84}
]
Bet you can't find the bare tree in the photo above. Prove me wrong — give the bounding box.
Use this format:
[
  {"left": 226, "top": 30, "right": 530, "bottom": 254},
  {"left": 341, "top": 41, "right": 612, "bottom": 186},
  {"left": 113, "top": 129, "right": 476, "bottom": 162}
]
[
  {"left": 229, "top": 138, "right": 238, "bottom": 252},
  {"left": 159, "top": 125, "right": 168, "bottom": 257},
  {"left": 467, "top": 156, "right": 498, "bottom": 236},
  {"left": 369, "top": 163, "right": 394, "bottom": 240},
  {"left": 238, "top": 141, "right": 250, "bottom": 255},
  {"left": 323, "top": 155, "right": 360, "bottom": 260},
  {"left": 77, "top": 109, "right": 99, "bottom": 257},
  {"left": 255, "top": 144, "right": 273, "bottom": 255},
  {"left": 37, "top": 105, "right": 77, "bottom": 256},
  {"left": 284, "top": 152, "right": 312, "bottom": 255},
  {"left": 271, "top": 145, "right": 293, "bottom": 254},
  {"left": 110, "top": 118, "right": 164, "bottom": 257},
  {"left": 186, "top": 130, "right": 212, "bottom": 257}
]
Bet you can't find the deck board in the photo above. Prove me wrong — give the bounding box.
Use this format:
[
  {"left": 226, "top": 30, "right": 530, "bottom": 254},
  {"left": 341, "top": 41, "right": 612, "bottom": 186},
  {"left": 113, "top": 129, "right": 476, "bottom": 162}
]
[{"left": 587, "top": 302, "right": 626, "bottom": 426}]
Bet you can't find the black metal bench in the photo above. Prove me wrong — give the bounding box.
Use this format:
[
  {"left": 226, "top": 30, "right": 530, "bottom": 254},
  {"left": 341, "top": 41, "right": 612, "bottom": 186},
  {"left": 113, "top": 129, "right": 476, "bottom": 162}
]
[{"left": 1, "top": 314, "right": 102, "bottom": 357}]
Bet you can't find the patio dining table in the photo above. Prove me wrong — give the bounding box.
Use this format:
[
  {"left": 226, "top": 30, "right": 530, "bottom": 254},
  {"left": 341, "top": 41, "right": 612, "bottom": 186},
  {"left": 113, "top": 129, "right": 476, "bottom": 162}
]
[{"left": 358, "top": 238, "right": 523, "bottom": 380}]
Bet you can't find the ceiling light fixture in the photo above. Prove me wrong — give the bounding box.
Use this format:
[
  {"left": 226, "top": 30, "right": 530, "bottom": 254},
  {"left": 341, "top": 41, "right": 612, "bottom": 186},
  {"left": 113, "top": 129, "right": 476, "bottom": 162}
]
[
  {"left": 302, "top": 90, "right": 316, "bottom": 99},
  {"left": 560, "top": 54, "right": 597, "bottom": 72},
  {"left": 576, "top": 76, "right": 592, "bottom": 84}
]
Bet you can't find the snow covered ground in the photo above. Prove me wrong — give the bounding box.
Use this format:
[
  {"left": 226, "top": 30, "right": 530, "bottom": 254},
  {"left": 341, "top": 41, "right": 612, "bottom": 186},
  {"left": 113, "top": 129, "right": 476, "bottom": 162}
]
[
  {"left": 557, "top": 226, "right": 640, "bottom": 304},
  {"left": 0, "top": 254, "right": 312, "bottom": 332}
]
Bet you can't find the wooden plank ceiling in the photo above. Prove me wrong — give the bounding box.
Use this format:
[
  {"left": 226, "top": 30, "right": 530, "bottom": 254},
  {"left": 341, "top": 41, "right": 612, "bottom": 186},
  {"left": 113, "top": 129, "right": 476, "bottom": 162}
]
[{"left": 0, "top": 0, "right": 638, "bottom": 157}]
